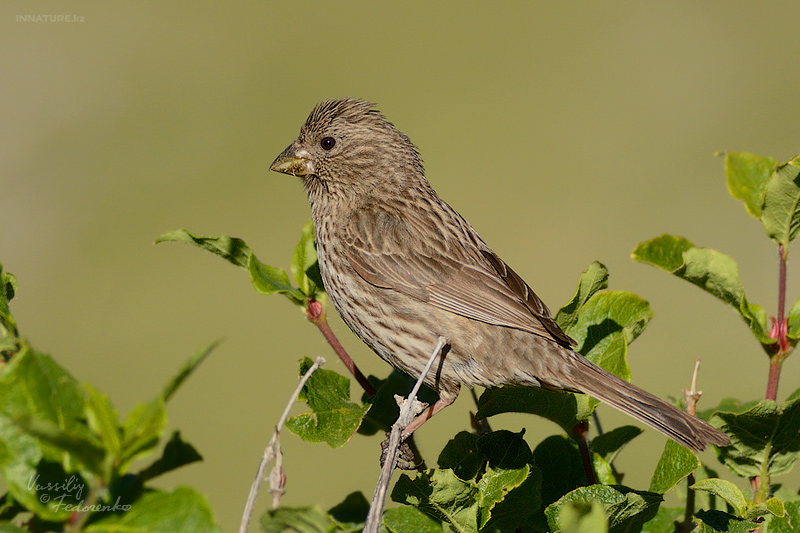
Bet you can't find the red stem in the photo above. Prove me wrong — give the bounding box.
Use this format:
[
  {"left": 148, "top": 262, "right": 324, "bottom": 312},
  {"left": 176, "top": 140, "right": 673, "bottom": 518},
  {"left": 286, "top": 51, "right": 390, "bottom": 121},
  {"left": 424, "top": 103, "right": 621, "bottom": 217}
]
[
  {"left": 766, "top": 246, "right": 789, "bottom": 401},
  {"left": 765, "top": 356, "right": 784, "bottom": 402},
  {"left": 307, "top": 300, "right": 377, "bottom": 397},
  {"left": 778, "top": 245, "right": 787, "bottom": 327},
  {"left": 572, "top": 421, "right": 597, "bottom": 485}
]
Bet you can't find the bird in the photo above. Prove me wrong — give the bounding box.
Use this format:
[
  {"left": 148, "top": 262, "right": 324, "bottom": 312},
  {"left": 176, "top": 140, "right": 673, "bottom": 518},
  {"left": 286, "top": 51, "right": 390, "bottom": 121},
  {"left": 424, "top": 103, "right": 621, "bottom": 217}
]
[{"left": 269, "top": 98, "right": 729, "bottom": 453}]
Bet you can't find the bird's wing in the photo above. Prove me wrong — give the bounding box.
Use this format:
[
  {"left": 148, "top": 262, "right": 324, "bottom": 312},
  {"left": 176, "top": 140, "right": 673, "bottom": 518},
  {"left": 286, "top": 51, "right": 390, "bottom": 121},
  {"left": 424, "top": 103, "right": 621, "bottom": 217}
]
[{"left": 342, "top": 208, "right": 575, "bottom": 347}]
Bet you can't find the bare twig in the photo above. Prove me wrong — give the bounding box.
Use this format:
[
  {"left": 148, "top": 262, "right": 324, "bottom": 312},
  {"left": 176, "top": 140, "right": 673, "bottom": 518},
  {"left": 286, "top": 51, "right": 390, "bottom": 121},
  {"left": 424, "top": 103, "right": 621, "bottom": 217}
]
[
  {"left": 363, "top": 336, "right": 447, "bottom": 533},
  {"left": 683, "top": 358, "right": 702, "bottom": 417},
  {"left": 239, "top": 356, "right": 326, "bottom": 533},
  {"left": 677, "top": 359, "right": 702, "bottom": 533}
]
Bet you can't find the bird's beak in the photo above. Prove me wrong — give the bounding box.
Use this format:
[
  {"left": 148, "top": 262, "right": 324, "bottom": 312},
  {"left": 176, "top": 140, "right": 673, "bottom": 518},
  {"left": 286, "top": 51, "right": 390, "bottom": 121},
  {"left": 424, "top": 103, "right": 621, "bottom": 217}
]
[{"left": 270, "top": 143, "right": 315, "bottom": 177}]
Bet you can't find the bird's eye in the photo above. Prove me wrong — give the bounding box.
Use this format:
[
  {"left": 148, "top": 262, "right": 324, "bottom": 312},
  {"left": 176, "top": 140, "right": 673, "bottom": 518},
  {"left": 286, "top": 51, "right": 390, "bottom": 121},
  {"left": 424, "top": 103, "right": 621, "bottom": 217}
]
[{"left": 320, "top": 137, "right": 336, "bottom": 150}]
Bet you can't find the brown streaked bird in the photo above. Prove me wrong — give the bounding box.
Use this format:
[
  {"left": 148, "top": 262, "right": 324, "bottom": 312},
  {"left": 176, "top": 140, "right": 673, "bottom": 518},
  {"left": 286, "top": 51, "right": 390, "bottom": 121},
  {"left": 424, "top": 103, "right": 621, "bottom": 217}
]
[{"left": 270, "top": 98, "right": 729, "bottom": 452}]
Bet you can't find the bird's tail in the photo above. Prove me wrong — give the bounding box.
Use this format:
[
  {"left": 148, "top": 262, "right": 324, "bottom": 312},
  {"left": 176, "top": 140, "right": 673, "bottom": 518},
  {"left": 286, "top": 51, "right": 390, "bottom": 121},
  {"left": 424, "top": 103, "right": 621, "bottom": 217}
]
[{"left": 558, "top": 353, "right": 729, "bottom": 452}]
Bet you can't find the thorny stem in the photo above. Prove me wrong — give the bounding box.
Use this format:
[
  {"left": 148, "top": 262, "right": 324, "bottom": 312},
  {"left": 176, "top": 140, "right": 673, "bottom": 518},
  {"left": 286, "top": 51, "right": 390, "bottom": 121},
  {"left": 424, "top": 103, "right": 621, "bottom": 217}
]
[{"left": 306, "top": 299, "right": 377, "bottom": 397}]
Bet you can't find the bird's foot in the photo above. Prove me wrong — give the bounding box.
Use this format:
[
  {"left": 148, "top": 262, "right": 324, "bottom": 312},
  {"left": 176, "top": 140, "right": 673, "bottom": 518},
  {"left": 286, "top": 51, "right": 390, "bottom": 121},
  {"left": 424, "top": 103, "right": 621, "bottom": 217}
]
[{"left": 380, "top": 432, "right": 419, "bottom": 470}]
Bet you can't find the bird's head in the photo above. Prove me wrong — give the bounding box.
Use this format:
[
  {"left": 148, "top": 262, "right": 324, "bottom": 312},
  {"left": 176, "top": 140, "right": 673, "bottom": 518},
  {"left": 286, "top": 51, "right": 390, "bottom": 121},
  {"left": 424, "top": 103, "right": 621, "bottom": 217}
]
[{"left": 270, "top": 99, "right": 424, "bottom": 205}]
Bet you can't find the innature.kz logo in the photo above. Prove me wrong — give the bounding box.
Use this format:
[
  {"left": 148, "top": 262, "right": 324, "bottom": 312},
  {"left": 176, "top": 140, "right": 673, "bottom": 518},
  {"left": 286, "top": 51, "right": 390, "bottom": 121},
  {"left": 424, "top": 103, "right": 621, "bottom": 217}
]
[{"left": 17, "top": 15, "right": 85, "bottom": 23}]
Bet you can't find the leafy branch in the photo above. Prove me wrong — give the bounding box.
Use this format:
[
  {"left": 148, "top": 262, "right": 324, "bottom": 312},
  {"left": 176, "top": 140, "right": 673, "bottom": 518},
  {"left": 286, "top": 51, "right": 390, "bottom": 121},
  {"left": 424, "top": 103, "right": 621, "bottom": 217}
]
[
  {"left": 0, "top": 267, "right": 221, "bottom": 531},
  {"left": 156, "top": 222, "right": 377, "bottom": 397},
  {"left": 4, "top": 147, "right": 800, "bottom": 532}
]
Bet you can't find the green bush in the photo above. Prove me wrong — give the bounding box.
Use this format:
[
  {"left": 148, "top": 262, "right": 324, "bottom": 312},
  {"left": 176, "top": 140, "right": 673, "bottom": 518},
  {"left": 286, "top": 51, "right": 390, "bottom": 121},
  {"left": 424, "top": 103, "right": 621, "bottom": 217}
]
[{"left": 2, "top": 151, "right": 798, "bottom": 532}]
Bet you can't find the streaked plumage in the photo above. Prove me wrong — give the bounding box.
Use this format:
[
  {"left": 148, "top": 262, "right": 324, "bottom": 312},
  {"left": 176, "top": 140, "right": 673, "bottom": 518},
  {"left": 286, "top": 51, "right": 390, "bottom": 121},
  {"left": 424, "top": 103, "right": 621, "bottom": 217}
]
[{"left": 270, "top": 98, "right": 729, "bottom": 452}]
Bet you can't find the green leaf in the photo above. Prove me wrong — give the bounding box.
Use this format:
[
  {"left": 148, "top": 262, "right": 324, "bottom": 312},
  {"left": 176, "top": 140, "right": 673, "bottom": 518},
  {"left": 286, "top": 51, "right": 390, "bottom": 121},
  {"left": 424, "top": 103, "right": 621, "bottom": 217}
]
[
  {"left": 0, "top": 264, "right": 19, "bottom": 356},
  {"left": 157, "top": 229, "right": 311, "bottom": 306},
  {"left": 0, "top": 348, "right": 100, "bottom": 520},
  {"left": 480, "top": 468, "right": 543, "bottom": 532},
  {"left": 247, "top": 253, "right": 305, "bottom": 305},
  {"left": 476, "top": 430, "right": 535, "bottom": 470},
  {"left": 596, "top": 489, "right": 663, "bottom": 533},
  {"left": 327, "top": 491, "right": 369, "bottom": 531},
  {"left": 161, "top": 341, "right": 218, "bottom": 403},
  {"left": 291, "top": 220, "right": 323, "bottom": 299},
  {"left": 0, "top": 267, "right": 16, "bottom": 304},
  {"left": 546, "top": 485, "right": 662, "bottom": 533},
  {"left": 762, "top": 154, "right": 800, "bottom": 249},
  {"left": 593, "top": 453, "right": 616, "bottom": 485},
  {"left": 649, "top": 439, "right": 700, "bottom": 494},
  {"left": 0, "top": 415, "right": 49, "bottom": 519},
  {"left": 86, "top": 487, "right": 221, "bottom": 533},
  {"left": 260, "top": 505, "right": 337, "bottom": 533},
  {"left": 391, "top": 446, "right": 534, "bottom": 531},
  {"left": 138, "top": 431, "right": 203, "bottom": 482},
  {"left": 767, "top": 497, "right": 787, "bottom": 517},
  {"left": 534, "top": 436, "right": 589, "bottom": 510},
  {"left": 0, "top": 348, "right": 94, "bottom": 468},
  {"left": 557, "top": 500, "right": 609, "bottom": 533},
  {"left": 11, "top": 414, "right": 106, "bottom": 478},
  {"left": 392, "top": 469, "right": 479, "bottom": 533},
  {"left": 570, "top": 290, "right": 653, "bottom": 380},
  {"left": 119, "top": 398, "right": 167, "bottom": 472},
  {"left": 694, "top": 509, "right": 759, "bottom": 532},
  {"left": 555, "top": 261, "right": 610, "bottom": 333},
  {"left": 697, "top": 397, "right": 760, "bottom": 422},
  {"left": 711, "top": 395, "right": 800, "bottom": 478},
  {"left": 476, "top": 465, "right": 530, "bottom": 528},
  {"left": 475, "top": 430, "right": 543, "bottom": 531},
  {"left": 83, "top": 383, "right": 121, "bottom": 460},
  {"left": 590, "top": 426, "right": 643, "bottom": 464},
  {"left": 722, "top": 151, "right": 775, "bottom": 219},
  {"left": 768, "top": 500, "right": 800, "bottom": 532},
  {"left": 691, "top": 478, "right": 747, "bottom": 516},
  {"left": 787, "top": 294, "right": 800, "bottom": 341},
  {"left": 285, "top": 358, "right": 370, "bottom": 448},
  {"left": 477, "top": 387, "right": 592, "bottom": 434},
  {"left": 437, "top": 431, "right": 483, "bottom": 481},
  {"left": 632, "top": 234, "right": 772, "bottom": 345},
  {"left": 566, "top": 290, "right": 652, "bottom": 417},
  {"left": 382, "top": 506, "right": 444, "bottom": 533},
  {"left": 745, "top": 497, "right": 785, "bottom": 522},
  {"left": 0, "top": 455, "right": 88, "bottom": 522},
  {"left": 155, "top": 230, "right": 251, "bottom": 268},
  {"left": 640, "top": 506, "right": 685, "bottom": 533}
]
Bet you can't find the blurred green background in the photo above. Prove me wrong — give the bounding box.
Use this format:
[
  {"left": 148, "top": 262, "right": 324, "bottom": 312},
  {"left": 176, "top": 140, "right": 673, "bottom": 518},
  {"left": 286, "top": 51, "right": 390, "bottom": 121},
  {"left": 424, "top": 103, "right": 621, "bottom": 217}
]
[{"left": 2, "top": 1, "right": 800, "bottom": 530}]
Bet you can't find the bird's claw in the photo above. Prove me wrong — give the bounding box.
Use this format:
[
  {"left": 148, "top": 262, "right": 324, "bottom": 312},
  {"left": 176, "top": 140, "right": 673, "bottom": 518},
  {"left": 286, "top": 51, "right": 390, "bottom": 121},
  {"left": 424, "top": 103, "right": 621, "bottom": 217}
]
[{"left": 380, "top": 432, "right": 419, "bottom": 470}]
